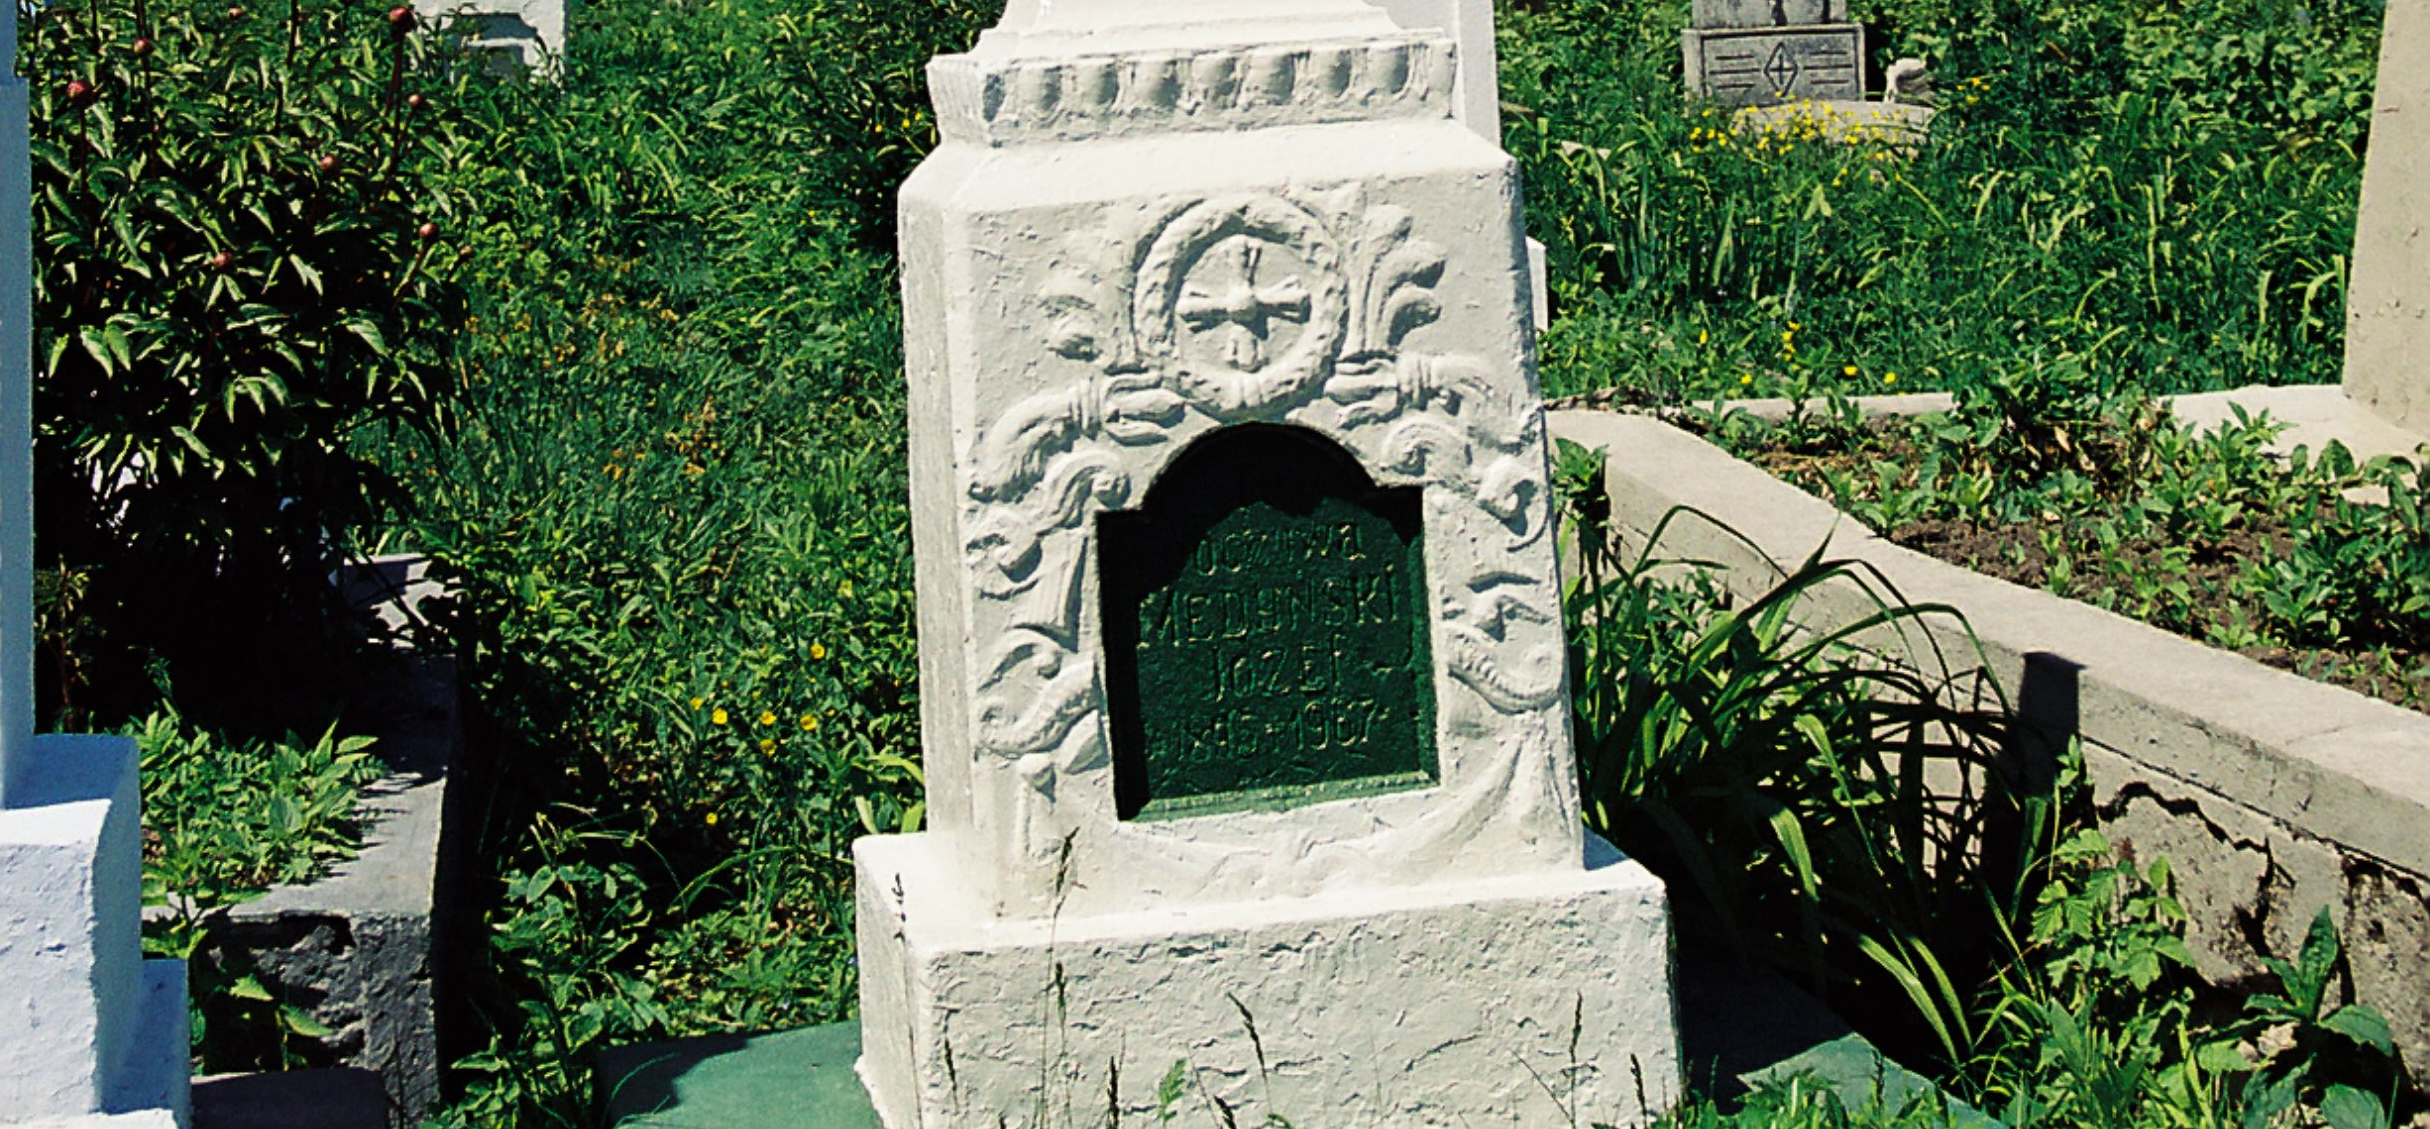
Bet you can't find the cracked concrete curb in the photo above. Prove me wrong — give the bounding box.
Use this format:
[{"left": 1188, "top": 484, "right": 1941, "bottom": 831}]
[{"left": 1550, "top": 410, "right": 2430, "bottom": 1086}]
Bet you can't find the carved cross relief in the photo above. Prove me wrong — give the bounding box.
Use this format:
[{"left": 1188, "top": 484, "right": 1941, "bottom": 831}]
[{"left": 1176, "top": 236, "right": 1313, "bottom": 374}]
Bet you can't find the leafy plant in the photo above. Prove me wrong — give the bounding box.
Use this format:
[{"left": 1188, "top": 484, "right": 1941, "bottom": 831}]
[
  {"left": 131, "top": 702, "right": 383, "bottom": 1069},
  {"left": 27, "top": 0, "right": 476, "bottom": 724},
  {"left": 1558, "top": 440, "right": 2036, "bottom": 1067}
]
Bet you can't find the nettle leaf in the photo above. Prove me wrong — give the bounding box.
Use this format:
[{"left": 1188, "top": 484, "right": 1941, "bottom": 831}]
[
  {"left": 2320, "top": 1085, "right": 2390, "bottom": 1129},
  {"left": 2319, "top": 1004, "right": 2395, "bottom": 1053}
]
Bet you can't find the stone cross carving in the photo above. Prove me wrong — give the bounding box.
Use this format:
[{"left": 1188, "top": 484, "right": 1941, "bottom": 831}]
[
  {"left": 1175, "top": 238, "right": 1312, "bottom": 371},
  {"left": 854, "top": 1, "right": 1679, "bottom": 1125}
]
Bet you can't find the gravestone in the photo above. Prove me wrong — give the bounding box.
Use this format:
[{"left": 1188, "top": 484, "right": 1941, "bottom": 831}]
[
  {"left": 0, "top": 3, "right": 191, "bottom": 1125},
  {"left": 1683, "top": 0, "right": 1868, "bottom": 107},
  {"left": 413, "top": 0, "right": 562, "bottom": 78},
  {"left": 2344, "top": 0, "right": 2430, "bottom": 432},
  {"left": 854, "top": 1, "right": 1680, "bottom": 1125}
]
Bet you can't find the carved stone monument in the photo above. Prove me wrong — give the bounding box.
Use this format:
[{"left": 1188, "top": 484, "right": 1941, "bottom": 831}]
[
  {"left": 413, "top": 0, "right": 562, "bottom": 77},
  {"left": 1683, "top": 0, "right": 1869, "bottom": 107},
  {"left": 854, "top": 1, "right": 1680, "bottom": 1125},
  {"left": 0, "top": 3, "right": 190, "bottom": 1125},
  {"left": 2345, "top": 0, "right": 2430, "bottom": 432}
]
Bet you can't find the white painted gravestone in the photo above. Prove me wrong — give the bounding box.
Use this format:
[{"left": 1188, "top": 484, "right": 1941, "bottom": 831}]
[
  {"left": 2345, "top": 0, "right": 2430, "bottom": 432},
  {"left": 412, "top": 0, "right": 562, "bottom": 77},
  {"left": 0, "top": 5, "right": 190, "bottom": 1125},
  {"left": 853, "top": 1, "right": 1681, "bottom": 1125},
  {"left": 1682, "top": 0, "right": 1868, "bottom": 107}
]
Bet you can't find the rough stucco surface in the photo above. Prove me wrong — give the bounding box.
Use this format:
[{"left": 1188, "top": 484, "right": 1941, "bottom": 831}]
[
  {"left": 1551, "top": 410, "right": 2430, "bottom": 1087},
  {"left": 857, "top": 832, "right": 1680, "bottom": 1129},
  {"left": 2345, "top": 0, "right": 2430, "bottom": 430},
  {"left": 0, "top": 735, "right": 189, "bottom": 1128}
]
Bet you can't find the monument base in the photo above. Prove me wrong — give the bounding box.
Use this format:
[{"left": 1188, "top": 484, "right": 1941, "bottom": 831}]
[
  {"left": 854, "top": 831, "right": 1680, "bottom": 1129},
  {"left": 1, "top": 735, "right": 192, "bottom": 1129}
]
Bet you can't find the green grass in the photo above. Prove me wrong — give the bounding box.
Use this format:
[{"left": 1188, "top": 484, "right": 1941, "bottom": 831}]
[
  {"left": 1500, "top": 0, "right": 2378, "bottom": 405},
  {"left": 302, "top": 0, "right": 2407, "bottom": 1124}
]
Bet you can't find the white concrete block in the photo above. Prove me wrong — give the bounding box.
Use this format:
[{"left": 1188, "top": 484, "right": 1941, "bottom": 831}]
[
  {"left": 0, "top": 736, "right": 188, "bottom": 1128},
  {"left": 857, "top": 831, "right": 1680, "bottom": 1129},
  {"left": 1376, "top": 0, "right": 1501, "bottom": 141}
]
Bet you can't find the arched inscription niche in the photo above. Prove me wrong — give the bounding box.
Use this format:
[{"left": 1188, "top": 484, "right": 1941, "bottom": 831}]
[{"left": 1098, "top": 424, "right": 1438, "bottom": 821}]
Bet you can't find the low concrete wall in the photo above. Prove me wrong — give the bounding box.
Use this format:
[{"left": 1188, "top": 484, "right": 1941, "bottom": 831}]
[
  {"left": 148, "top": 559, "right": 463, "bottom": 1129},
  {"left": 1550, "top": 410, "right": 2430, "bottom": 1085}
]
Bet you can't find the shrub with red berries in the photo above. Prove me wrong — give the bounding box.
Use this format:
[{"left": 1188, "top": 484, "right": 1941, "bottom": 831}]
[{"left": 27, "top": 0, "right": 475, "bottom": 691}]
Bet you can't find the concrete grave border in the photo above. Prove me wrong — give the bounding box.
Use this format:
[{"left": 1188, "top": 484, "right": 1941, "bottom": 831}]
[
  {"left": 149, "top": 556, "right": 466, "bottom": 1129},
  {"left": 1550, "top": 408, "right": 2430, "bottom": 1088}
]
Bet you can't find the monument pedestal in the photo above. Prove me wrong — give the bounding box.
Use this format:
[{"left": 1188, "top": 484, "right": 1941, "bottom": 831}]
[
  {"left": 856, "top": 832, "right": 1677, "bottom": 1129},
  {"left": 0, "top": 735, "right": 191, "bottom": 1129},
  {"left": 871, "top": 3, "right": 1679, "bottom": 1123}
]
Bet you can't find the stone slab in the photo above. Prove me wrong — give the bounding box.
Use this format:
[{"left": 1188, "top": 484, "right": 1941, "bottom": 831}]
[
  {"left": 2164, "top": 384, "right": 2430, "bottom": 466},
  {"left": 2344, "top": 0, "right": 2430, "bottom": 431},
  {"left": 599, "top": 1024, "right": 880, "bottom": 1129},
  {"left": 190, "top": 1069, "right": 388, "bottom": 1129},
  {"left": 1693, "top": 0, "right": 1848, "bottom": 29},
  {"left": 1549, "top": 408, "right": 2430, "bottom": 1087},
  {"left": 1683, "top": 25, "right": 1867, "bottom": 107},
  {"left": 598, "top": 955, "right": 1990, "bottom": 1128},
  {"left": 855, "top": 830, "right": 1679, "bottom": 1129}
]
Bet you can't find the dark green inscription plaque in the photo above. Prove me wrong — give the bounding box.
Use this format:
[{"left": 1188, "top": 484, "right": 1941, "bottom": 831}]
[{"left": 1099, "top": 424, "right": 1437, "bottom": 821}]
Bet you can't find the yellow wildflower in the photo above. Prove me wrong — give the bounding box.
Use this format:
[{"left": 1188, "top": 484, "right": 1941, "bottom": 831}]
[
  {"left": 811, "top": 642, "right": 828, "bottom": 661},
  {"left": 758, "top": 710, "right": 777, "bottom": 728},
  {"left": 706, "top": 812, "right": 719, "bottom": 826},
  {"left": 689, "top": 696, "right": 705, "bottom": 709},
  {"left": 1884, "top": 372, "right": 1900, "bottom": 385},
  {"left": 758, "top": 738, "right": 776, "bottom": 754},
  {"left": 800, "top": 714, "right": 818, "bottom": 731},
  {"left": 711, "top": 707, "right": 729, "bottom": 726},
  {"left": 1842, "top": 365, "right": 1859, "bottom": 377}
]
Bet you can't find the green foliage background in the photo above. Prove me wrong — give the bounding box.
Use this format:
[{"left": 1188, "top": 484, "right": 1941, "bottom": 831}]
[
  {"left": 21, "top": 0, "right": 2397, "bottom": 1121},
  {"left": 1501, "top": 0, "right": 2380, "bottom": 404}
]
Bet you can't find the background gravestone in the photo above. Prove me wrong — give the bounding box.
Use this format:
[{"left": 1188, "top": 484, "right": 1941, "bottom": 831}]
[
  {"left": 1683, "top": 0, "right": 1868, "bottom": 106},
  {"left": 854, "top": 1, "right": 1679, "bottom": 1125},
  {"left": 2345, "top": 0, "right": 2430, "bottom": 432},
  {"left": 0, "top": 2, "right": 190, "bottom": 1124}
]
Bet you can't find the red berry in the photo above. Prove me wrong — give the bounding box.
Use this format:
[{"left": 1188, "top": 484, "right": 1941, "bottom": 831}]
[
  {"left": 387, "top": 5, "right": 416, "bottom": 34},
  {"left": 131, "top": 37, "right": 154, "bottom": 58},
  {"left": 63, "top": 80, "right": 93, "bottom": 106},
  {"left": 226, "top": 6, "right": 246, "bottom": 19},
  {"left": 416, "top": 222, "right": 439, "bottom": 242},
  {"left": 318, "top": 154, "right": 338, "bottom": 173},
  {"left": 406, "top": 93, "right": 427, "bottom": 110},
  {"left": 210, "top": 251, "right": 234, "bottom": 272}
]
